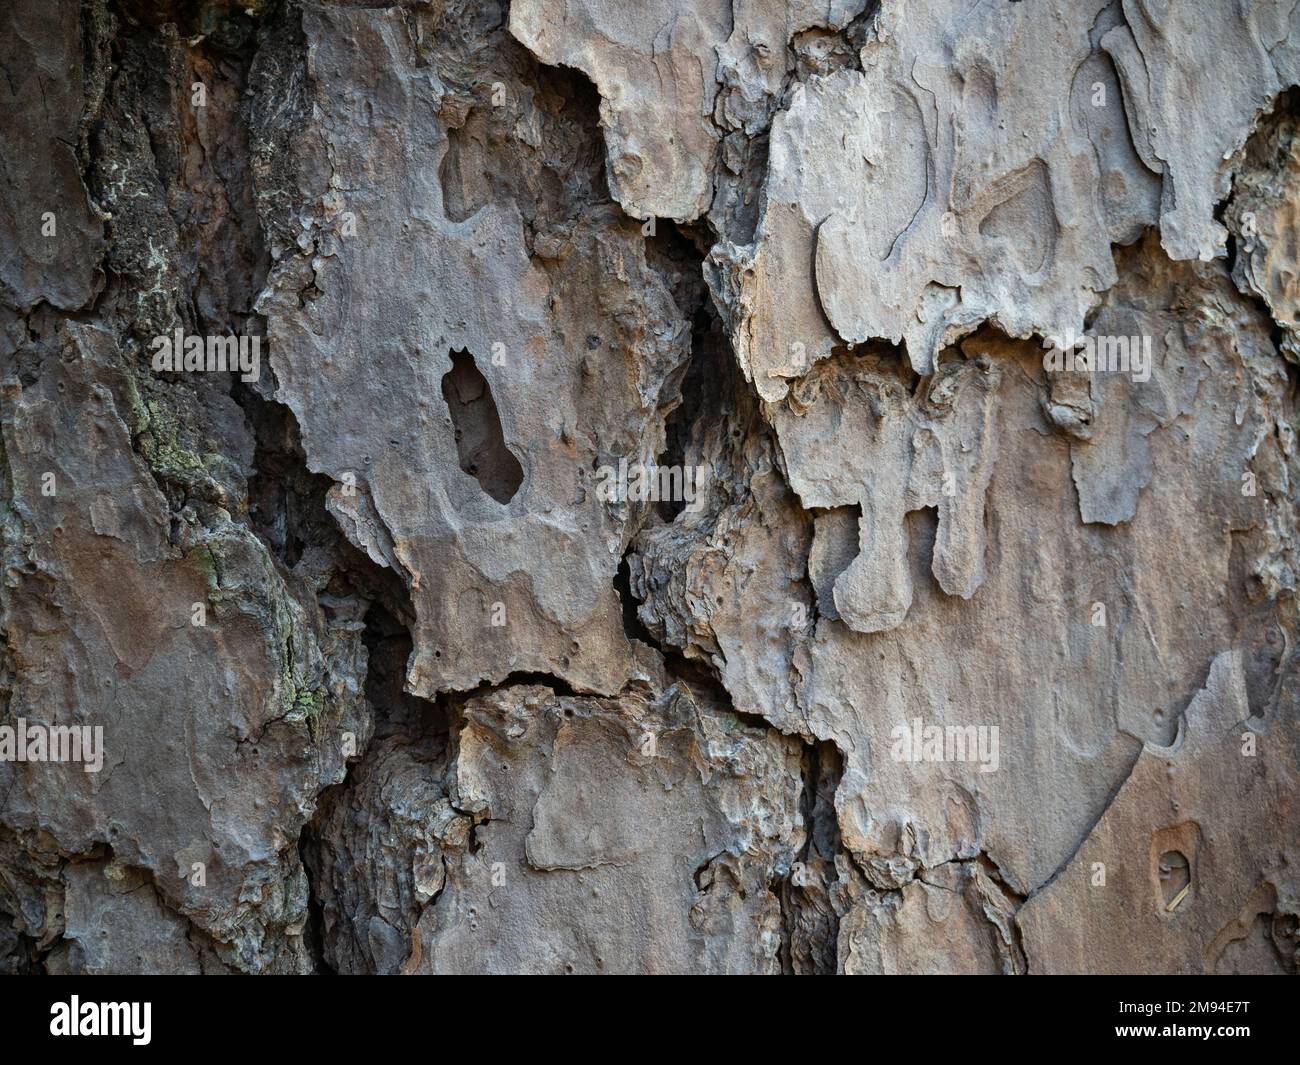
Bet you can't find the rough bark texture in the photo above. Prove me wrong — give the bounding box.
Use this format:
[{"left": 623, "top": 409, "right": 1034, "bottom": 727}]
[{"left": 1, "top": 0, "right": 1297, "bottom": 975}]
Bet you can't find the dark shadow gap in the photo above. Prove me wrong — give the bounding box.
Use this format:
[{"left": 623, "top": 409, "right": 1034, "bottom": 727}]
[{"left": 441, "top": 348, "right": 524, "bottom": 504}]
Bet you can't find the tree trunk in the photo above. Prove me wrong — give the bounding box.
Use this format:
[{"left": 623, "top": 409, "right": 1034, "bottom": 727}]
[{"left": 1, "top": 0, "right": 1297, "bottom": 975}]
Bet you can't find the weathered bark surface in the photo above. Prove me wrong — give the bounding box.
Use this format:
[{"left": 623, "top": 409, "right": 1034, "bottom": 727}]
[{"left": 1, "top": 0, "right": 1297, "bottom": 974}]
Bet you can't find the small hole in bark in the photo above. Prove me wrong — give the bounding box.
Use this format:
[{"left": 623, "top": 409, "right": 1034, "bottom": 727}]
[
  {"left": 1158, "top": 850, "right": 1191, "bottom": 909},
  {"left": 440, "top": 349, "right": 524, "bottom": 503}
]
